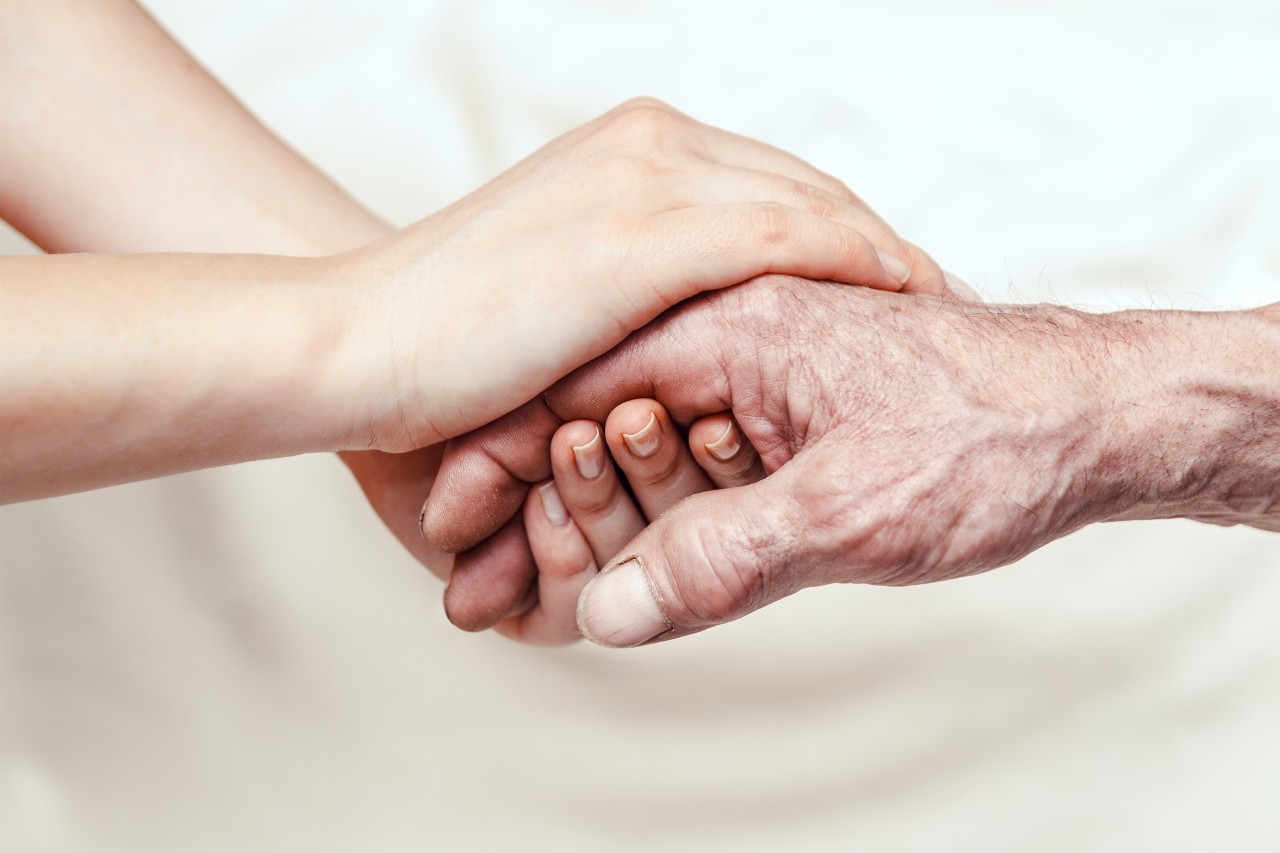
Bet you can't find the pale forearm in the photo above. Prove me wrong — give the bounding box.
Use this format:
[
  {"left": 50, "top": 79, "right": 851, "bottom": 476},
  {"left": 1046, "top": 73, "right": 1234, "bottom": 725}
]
[
  {"left": 0, "top": 252, "right": 356, "bottom": 502},
  {"left": 0, "top": 0, "right": 387, "bottom": 255},
  {"left": 0, "top": 0, "right": 436, "bottom": 566}
]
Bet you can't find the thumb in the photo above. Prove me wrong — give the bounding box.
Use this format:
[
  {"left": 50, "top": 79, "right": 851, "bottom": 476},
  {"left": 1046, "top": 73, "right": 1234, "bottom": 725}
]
[{"left": 575, "top": 473, "right": 806, "bottom": 648}]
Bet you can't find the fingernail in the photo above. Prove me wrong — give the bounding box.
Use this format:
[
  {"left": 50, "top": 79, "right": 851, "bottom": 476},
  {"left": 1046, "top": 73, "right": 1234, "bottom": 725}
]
[
  {"left": 704, "top": 420, "right": 741, "bottom": 461},
  {"left": 877, "top": 250, "right": 912, "bottom": 285},
  {"left": 622, "top": 411, "right": 661, "bottom": 458},
  {"left": 944, "top": 270, "right": 982, "bottom": 302},
  {"left": 577, "top": 558, "right": 671, "bottom": 648},
  {"left": 539, "top": 481, "right": 569, "bottom": 527},
  {"left": 571, "top": 427, "right": 605, "bottom": 480}
]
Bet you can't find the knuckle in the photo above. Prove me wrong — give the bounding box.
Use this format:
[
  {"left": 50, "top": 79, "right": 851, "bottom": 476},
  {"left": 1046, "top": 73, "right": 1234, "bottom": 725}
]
[
  {"left": 568, "top": 482, "right": 628, "bottom": 520},
  {"left": 748, "top": 202, "right": 794, "bottom": 246},
  {"left": 831, "top": 177, "right": 861, "bottom": 205},
  {"left": 810, "top": 168, "right": 861, "bottom": 205},
  {"left": 540, "top": 545, "right": 591, "bottom": 582},
  {"left": 793, "top": 460, "right": 948, "bottom": 587},
  {"left": 605, "top": 99, "right": 684, "bottom": 149},
  {"left": 795, "top": 471, "right": 857, "bottom": 536},
  {"left": 837, "top": 228, "right": 868, "bottom": 266},
  {"left": 615, "top": 95, "right": 675, "bottom": 115},
  {"left": 719, "top": 452, "right": 763, "bottom": 484},
  {"left": 798, "top": 182, "right": 838, "bottom": 220},
  {"left": 565, "top": 485, "right": 611, "bottom": 517},
  {"left": 665, "top": 504, "right": 766, "bottom": 624},
  {"left": 627, "top": 453, "right": 684, "bottom": 489},
  {"left": 719, "top": 274, "right": 806, "bottom": 329}
]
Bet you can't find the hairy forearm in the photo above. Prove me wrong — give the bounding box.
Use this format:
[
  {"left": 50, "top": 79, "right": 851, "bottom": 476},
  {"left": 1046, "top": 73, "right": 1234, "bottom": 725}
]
[
  {"left": 0, "top": 253, "right": 357, "bottom": 502},
  {"left": 1098, "top": 303, "right": 1280, "bottom": 530},
  {"left": 944, "top": 296, "right": 1280, "bottom": 533}
]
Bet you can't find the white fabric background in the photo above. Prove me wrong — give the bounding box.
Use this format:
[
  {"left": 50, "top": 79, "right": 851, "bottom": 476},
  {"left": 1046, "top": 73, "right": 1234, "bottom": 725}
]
[{"left": 1, "top": 1, "right": 1278, "bottom": 850}]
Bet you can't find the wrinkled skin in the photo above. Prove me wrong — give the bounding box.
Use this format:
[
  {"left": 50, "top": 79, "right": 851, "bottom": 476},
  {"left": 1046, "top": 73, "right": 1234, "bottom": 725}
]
[{"left": 423, "top": 275, "right": 1158, "bottom": 640}]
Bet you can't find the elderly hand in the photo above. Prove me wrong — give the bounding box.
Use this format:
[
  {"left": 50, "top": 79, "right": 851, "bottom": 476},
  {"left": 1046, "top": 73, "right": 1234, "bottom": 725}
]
[{"left": 423, "top": 276, "right": 1280, "bottom": 645}]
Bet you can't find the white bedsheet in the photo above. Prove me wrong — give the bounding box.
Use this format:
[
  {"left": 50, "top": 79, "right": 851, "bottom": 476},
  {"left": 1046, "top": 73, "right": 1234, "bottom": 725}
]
[{"left": 2, "top": 1, "right": 1278, "bottom": 850}]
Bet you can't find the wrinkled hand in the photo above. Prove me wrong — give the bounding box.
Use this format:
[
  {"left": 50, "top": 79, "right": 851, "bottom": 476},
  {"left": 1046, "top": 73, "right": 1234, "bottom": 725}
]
[
  {"left": 422, "top": 275, "right": 1184, "bottom": 643},
  {"left": 337, "top": 98, "right": 948, "bottom": 451}
]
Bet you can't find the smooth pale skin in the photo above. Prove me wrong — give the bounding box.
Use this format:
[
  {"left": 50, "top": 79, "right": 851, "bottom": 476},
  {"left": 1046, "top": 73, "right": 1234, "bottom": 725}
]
[
  {"left": 0, "top": 1, "right": 954, "bottom": 507},
  {"left": 0, "top": 0, "right": 449, "bottom": 577},
  {"left": 423, "top": 275, "right": 1280, "bottom": 647}
]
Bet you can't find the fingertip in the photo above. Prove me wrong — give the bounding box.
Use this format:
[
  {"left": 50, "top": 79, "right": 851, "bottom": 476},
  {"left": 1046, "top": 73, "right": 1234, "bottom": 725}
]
[
  {"left": 605, "top": 399, "right": 670, "bottom": 463},
  {"left": 900, "top": 244, "right": 950, "bottom": 296},
  {"left": 605, "top": 399, "right": 667, "bottom": 437},
  {"left": 828, "top": 227, "right": 907, "bottom": 293},
  {"left": 688, "top": 413, "right": 765, "bottom": 488},
  {"left": 443, "top": 580, "right": 514, "bottom": 633},
  {"left": 421, "top": 441, "right": 530, "bottom": 553},
  {"left": 552, "top": 420, "right": 606, "bottom": 482},
  {"left": 442, "top": 515, "right": 538, "bottom": 632},
  {"left": 688, "top": 413, "right": 735, "bottom": 456},
  {"left": 422, "top": 400, "right": 564, "bottom": 552},
  {"left": 875, "top": 250, "right": 912, "bottom": 288},
  {"left": 549, "top": 415, "right": 647, "bottom": 568},
  {"left": 556, "top": 420, "right": 604, "bottom": 452},
  {"left": 535, "top": 480, "right": 570, "bottom": 528},
  {"left": 576, "top": 557, "right": 673, "bottom": 648}
]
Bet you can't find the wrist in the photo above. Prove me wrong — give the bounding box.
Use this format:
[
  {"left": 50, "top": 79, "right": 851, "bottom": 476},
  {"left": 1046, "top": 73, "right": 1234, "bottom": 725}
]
[
  {"left": 1084, "top": 304, "right": 1280, "bottom": 528},
  {"left": 213, "top": 254, "right": 370, "bottom": 458},
  {"left": 320, "top": 230, "right": 445, "bottom": 452},
  {"left": 0, "top": 252, "right": 375, "bottom": 501}
]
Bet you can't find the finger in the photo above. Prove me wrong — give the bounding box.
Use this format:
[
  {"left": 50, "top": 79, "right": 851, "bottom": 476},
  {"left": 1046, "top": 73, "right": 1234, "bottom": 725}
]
[
  {"left": 421, "top": 397, "right": 575, "bottom": 634},
  {"left": 549, "top": 420, "right": 646, "bottom": 566},
  {"left": 693, "top": 130, "right": 947, "bottom": 294},
  {"left": 442, "top": 511, "right": 538, "bottom": 632},
  {"left": 694, "top": 167, "right": 944, "bottom": 295},
  {"left": 423, "top": 397, "right": 562, "bottom": 555},
  {"left": 687, "top": 413, "right": 766, "bottom": 488},
  {"left": 699, "top": 124, "right": 869, "bottom": 204},
  {"left": 571, "top": 97, "right": 695, "bottom": 150},
  {"left": 604, "top": 400, "right": 714, "bottom": 520},
  {"left": 576, "top": 462, "right": 816, "bottom": 649},
  {"left": 652, "top": 202, "right": 911, "bottom": 299},
  {"left": 494, "top": 481, "right": 598, "bottom": 645}
]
